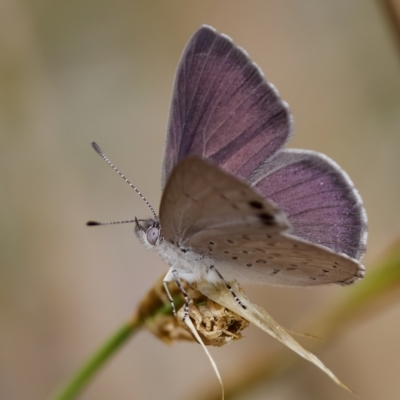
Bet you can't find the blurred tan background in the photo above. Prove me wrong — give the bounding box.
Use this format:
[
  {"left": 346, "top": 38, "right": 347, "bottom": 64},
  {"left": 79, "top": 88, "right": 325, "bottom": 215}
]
[{"left": 1, "top": 1, "right": 400, "bottom": 399}]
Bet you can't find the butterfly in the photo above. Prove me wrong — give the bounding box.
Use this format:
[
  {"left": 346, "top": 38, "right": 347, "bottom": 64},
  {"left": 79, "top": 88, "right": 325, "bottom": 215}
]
[{"left": 90, "top": 25, "right": 367, "bottom": 320}]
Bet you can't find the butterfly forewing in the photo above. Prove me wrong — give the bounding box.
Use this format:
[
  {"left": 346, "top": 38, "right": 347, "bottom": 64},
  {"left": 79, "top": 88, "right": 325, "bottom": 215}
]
[
  {"left": 162, "top": 25, "right": 292, "bottom": 187},
  {"left": 248, "top": 149, "right": 367, "bottom": 261},
  {"left": 159, "top": 157, "right": 290, "bottom": 246}
]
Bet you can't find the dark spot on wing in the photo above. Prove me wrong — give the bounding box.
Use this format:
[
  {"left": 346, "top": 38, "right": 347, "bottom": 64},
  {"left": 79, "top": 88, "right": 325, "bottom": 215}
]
[
  {"left": 242, "top": 235, "right": 250, "bottom": 240},
  {"left": 259, "top": 212, "right": 275, "bottom": 225},
  {"left": 227, "top": 239, "right": 234, "bottom": 244},
  {"left": 309, "top": 277, "right": 317, "bottom": 281},
  {"left": 224, "top": 250, "right": 229, "bottom": 254},
  {"left": 287, "top": 267, "right": 297, "bottom": 270},
  {"left": 242, "top": 250, "right": 248, "bottom": 254},
  {"left": 323, "top": 269, "right": 329, "bottom": 273},
  {"left": 271, "top": 269, "right": 280, "bottom": 275},
  {"left": 232, "top": 256, "right": 238, "bottom": 260},
  {"left": 209, "top": 242, "right": 215, "bottom": 245},
  {"left": 246, "top": 263, "right": 252, "bottom": 267},
  {"left": 256, "top": 259, "right": 267, "bottom": 264},
  {"left": 249, "top": 200, "right": 263, "bottom": 209}
]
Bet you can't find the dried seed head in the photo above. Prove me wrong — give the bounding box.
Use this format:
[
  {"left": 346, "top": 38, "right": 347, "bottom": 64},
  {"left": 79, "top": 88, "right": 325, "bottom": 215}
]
[
  {"left": 177, "top": 296, "right": 249, "bottom": 347},
  {"left": 134, "top": 276, "right": 249, "bottom": 346}
]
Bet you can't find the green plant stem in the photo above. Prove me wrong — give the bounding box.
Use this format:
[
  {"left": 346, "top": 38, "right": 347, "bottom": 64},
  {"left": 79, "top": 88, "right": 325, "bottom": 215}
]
[
  {"left": 317, "top": 241, "right": 400, "bottom": 337},
  {"left": 49, "top": 286, "right": 182, "bottom": 400},
  {"left": 50, "top": 319, "right": 142, "bottom": 400}
]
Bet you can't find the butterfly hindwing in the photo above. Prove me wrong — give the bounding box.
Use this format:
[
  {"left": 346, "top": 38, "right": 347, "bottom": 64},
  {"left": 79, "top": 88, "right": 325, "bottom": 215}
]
[
  {"left": 247, "top": 149, "right": 367, "bottom": 261},
  {"left": 189, "top": 229, "right": 364, "bottom": 286},
  {"left": 162, "top": 25, "right": 292, "bottom": 187}
]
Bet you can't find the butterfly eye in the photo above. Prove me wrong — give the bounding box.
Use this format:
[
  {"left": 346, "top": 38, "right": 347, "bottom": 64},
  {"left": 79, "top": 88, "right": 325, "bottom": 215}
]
[{"left": 146, "top": 227, "right": 160, "bottom": 245}]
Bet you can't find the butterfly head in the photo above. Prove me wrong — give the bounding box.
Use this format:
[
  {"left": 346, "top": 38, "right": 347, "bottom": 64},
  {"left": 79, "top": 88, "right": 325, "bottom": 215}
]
[{"left": 134, "top": 217, "right": 163, "bottom": 249}]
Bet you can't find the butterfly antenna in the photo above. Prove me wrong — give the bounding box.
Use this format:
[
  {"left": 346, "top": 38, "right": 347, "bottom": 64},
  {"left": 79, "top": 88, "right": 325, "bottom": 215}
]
[
  {"left": 87, "top": 218, "right": 146, "bottom": 226},
  {"left": 90, "top": 142, "right": 157, "bottom": 219}
]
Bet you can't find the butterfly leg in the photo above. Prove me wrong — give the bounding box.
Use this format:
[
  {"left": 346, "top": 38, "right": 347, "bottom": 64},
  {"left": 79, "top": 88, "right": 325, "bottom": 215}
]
[
  {"left": 163, "top": 267, "right": 190, "bottom": 321},
  {"left": 209, "top": 265, "right": 247, "bottom": 310},
  {"left": 163, "top": 268, "right": 177, "bottom": 317}
]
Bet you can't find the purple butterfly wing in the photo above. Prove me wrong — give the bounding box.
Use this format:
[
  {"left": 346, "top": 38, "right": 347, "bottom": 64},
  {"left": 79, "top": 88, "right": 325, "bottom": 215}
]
[
  {"left": 162, "top": 25, "right": 292, "bottom": 187},
  {"left": 248, "top": 149, "right": 367, "bottom": 260}
]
